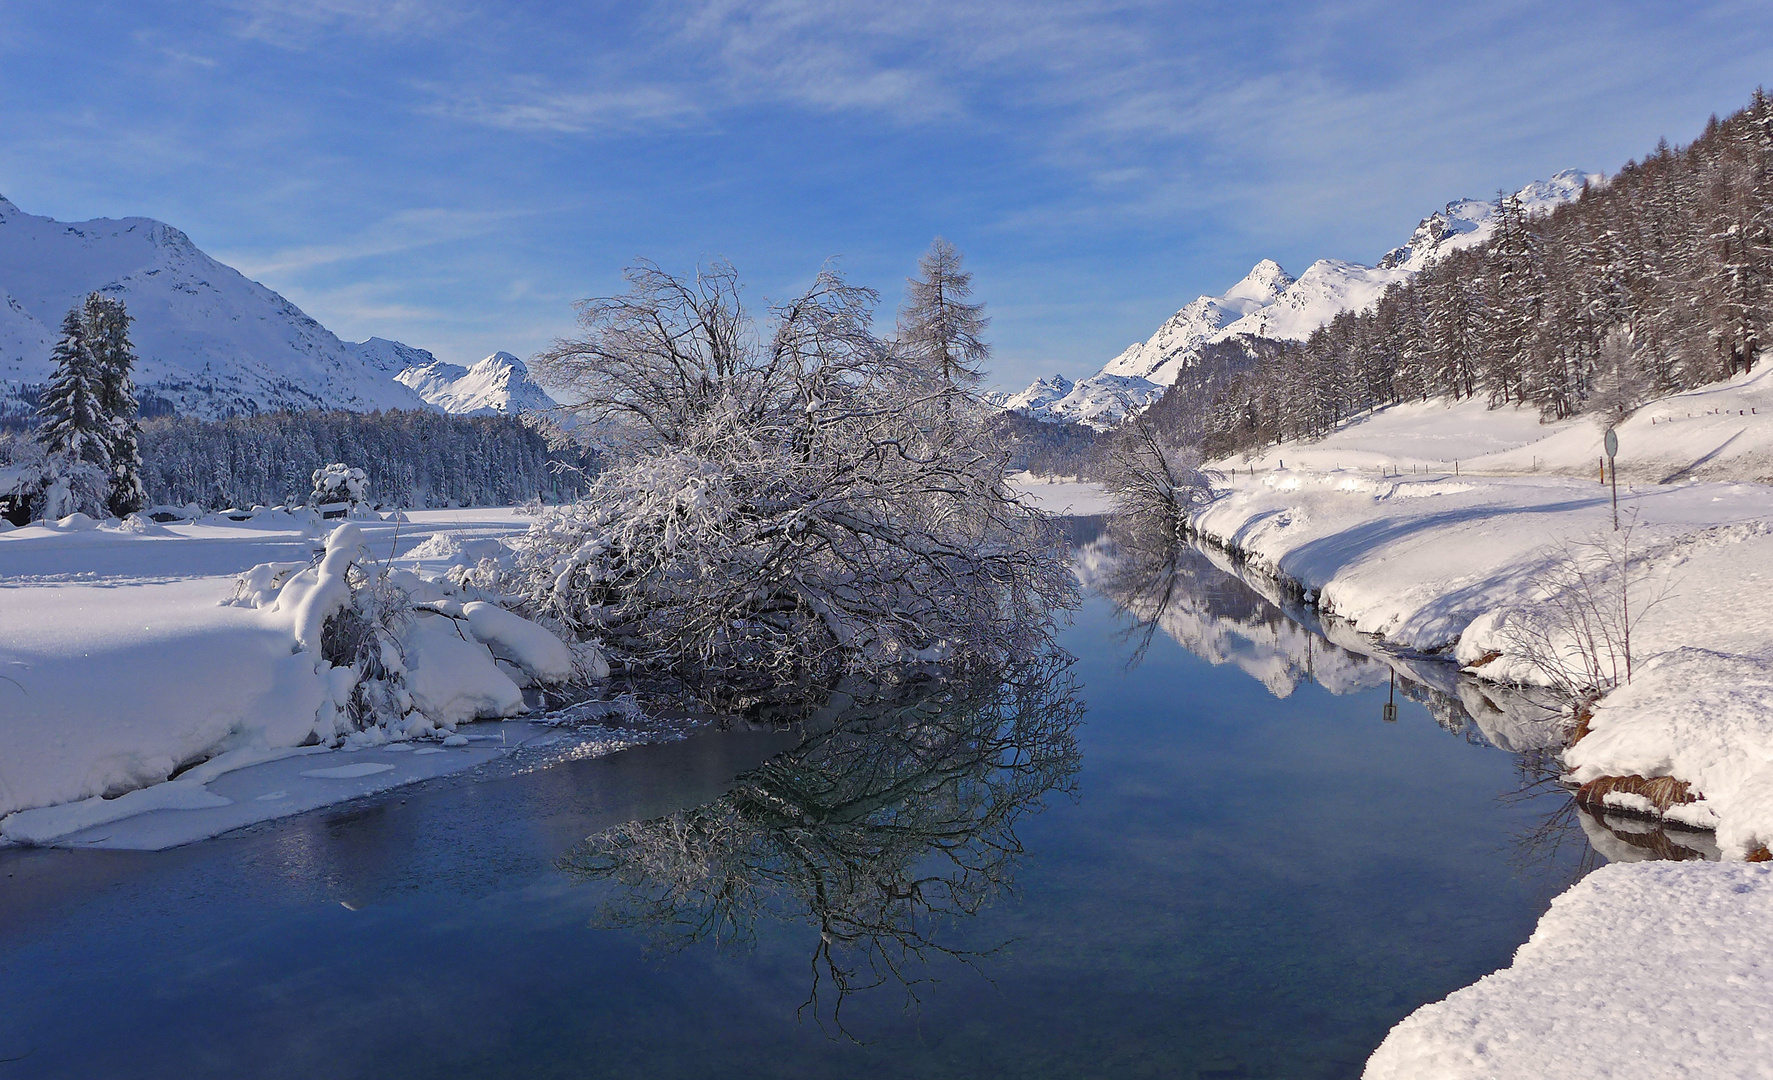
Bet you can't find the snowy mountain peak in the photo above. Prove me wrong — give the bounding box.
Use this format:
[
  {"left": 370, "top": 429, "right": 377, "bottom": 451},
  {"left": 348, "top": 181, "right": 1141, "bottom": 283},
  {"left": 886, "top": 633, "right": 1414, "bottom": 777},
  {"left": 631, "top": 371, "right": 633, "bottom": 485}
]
[
  {"left": 0, "top": 195, "right": 433, "bottom": 418},
  {"left": 1007, "top": 168, "right": 1598, "bottom": 429},
  {"left": 393, "top": 351, "right": 555, "bottom": 417},
  {"left": 1224, "top": 259, "right": 1294, "bottom": 304}
]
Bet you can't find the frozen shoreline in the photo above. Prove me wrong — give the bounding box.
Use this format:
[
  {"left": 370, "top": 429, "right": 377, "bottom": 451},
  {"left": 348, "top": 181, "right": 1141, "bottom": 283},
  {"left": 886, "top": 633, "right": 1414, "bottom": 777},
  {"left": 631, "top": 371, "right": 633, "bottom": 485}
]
[{"left": 1185, "top": 384, "right": 1773, "bottom": 1076}]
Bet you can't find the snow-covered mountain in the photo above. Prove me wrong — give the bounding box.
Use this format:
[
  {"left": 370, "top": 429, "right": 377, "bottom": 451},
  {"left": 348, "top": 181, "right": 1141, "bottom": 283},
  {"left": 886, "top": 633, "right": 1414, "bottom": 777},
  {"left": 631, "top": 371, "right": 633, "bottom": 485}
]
[
  {"left": 0, "top": 196, "right": 435, "bottom": 418},
  {"left": 1004, "top": 169, "right": 1602, "bottom": 429},
  {"left": 391, "top": 350, "right": 556, "bottom": 416},
  {"left": 1100, "top": 259, "right": 1294, "bottom": 387},
  {"left": 994, "top": 371, "right": 1162, "bottom": 429}
]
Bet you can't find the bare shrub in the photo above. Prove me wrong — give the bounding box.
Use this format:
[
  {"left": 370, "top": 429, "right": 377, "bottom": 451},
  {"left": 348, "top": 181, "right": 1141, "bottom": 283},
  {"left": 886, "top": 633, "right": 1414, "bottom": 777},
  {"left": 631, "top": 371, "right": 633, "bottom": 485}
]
[
  {"left": 1105, "top": 413, "right": 1218, "bottom": 538},
  {"left": 1500, "top": 514, "right": 1673, "bottom": 707}
]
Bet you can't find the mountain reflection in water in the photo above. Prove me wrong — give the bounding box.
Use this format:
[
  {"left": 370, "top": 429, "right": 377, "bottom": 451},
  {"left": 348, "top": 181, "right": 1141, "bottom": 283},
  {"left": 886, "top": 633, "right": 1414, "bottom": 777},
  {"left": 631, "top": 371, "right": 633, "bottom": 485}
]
[
  {"left": 1075, "top": 517, "right": 1719, "bottom": 868},
  {"left": 562, "top": 651, "right": 1084, "bottom": 1035}
]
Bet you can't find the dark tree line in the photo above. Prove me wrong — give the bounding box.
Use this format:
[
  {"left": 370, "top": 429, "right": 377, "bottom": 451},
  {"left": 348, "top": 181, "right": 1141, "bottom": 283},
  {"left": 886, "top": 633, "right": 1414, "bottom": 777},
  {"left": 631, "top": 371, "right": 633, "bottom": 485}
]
[
  {"left": 1153, "top": 90, "right": 1773, "bottom": 460},
  {"left": 136, "top": 409, "right": 596, "bottom": 509},
  {"left": 989, "top": 410, "right": 1108, "bottom": 479}
]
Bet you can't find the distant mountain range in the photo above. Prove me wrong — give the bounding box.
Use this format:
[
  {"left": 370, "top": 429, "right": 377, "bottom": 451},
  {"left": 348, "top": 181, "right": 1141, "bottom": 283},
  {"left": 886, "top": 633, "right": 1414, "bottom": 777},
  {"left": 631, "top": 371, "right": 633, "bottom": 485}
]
[
  {"left": 0, "top": 196, "right": 552, "bottom": 420},
  {"left": 996, "top": 169, "right": 1603, "bottom": 429},
  {"left": 390, "top": 349, "right": 556, "bottom": 416}
]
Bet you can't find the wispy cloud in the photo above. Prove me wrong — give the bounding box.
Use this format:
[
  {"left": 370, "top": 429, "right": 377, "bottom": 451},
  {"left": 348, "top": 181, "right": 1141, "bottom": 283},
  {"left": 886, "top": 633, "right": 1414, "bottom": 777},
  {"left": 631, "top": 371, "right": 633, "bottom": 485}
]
[
  {"left": 220, "top": 205, "right": 534, "bottom": 277},
  {"left": 217, "top": 0, "right": 468, "bottom": 48},
  {"left": 421, "top": 79, "right": 703, "bottom": 135}
]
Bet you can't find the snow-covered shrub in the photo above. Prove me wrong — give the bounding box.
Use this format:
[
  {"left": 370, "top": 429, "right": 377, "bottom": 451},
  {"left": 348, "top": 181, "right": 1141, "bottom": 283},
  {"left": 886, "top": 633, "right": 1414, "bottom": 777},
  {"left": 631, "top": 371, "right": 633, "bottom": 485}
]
[
  {"left": 1, "top": 438, "right": 111, "bottom": 522},
  {"left": 310, "top": 462, "right": 368, "bottom": 508},
  {"left": 237, "top": 523, "right": 588, "bottom": 744},
  {"left": 476, "top": 260, "right": 1076, "bottom": 695}
]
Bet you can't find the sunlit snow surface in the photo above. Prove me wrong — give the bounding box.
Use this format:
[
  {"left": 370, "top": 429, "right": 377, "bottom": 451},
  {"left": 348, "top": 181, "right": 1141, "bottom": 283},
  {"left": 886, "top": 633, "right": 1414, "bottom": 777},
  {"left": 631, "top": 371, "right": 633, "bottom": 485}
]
[
  {"left": 1365, "top": 861, "right": 1773, "bottom": 1079},
  {"left": 0, "top": 507, "right": 680, "bottom": 850}
]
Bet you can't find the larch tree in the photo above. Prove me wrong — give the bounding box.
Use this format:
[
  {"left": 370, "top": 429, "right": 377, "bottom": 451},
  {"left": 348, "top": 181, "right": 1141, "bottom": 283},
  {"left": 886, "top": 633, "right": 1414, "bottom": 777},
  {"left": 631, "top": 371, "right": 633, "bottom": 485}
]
[{"left": 898, "top": 238, "right": 990, "bottom": 432}]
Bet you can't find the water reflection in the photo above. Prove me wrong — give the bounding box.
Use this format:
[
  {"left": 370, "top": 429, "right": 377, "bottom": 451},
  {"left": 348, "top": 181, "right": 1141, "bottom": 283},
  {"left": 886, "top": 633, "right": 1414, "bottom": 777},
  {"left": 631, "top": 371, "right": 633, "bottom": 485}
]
[
  {"left": 1076, "top": 523, "right": 1563, "bottom": 751},
  {"left": 1076, "top": 519, "right": 1712, "bottom": 868},
  {"left": 561, "top": 651, "right": 1084, "bottom": 1035}
]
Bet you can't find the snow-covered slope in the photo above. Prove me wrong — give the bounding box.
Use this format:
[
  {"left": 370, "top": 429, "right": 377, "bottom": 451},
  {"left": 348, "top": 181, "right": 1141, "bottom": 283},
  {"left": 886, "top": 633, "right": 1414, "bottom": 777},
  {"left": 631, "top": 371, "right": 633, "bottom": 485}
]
[
  {"left": 1003, "top": 170, "right": 1602, "bottom": 427},
  {"left": 0, "top": 196, "right": 434, "bottom": 418},
  {"left": 392, "top": 351, "right": 556, "bottom": 416},
  {"left": 1100, "top": 260, "right": 1293, "bottom": 386},
  {"left": 995, "top": 371, "right": 1161, "bottom": 430}
]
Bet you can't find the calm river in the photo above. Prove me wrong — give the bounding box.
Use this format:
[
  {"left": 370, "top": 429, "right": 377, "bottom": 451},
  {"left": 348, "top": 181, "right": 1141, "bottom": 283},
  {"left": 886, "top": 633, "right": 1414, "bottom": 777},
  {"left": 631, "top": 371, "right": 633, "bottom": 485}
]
[{"left": 0, "top": 525, "right": 1690, "bottom": 1078}]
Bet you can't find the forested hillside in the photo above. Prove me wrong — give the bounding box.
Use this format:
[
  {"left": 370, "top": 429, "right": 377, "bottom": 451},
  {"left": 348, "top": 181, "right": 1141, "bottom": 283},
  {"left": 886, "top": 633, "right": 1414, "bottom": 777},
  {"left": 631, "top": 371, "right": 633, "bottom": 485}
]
[
  {"left": 1156, "top": 90, "right": 1773, "bottom": 460},
  {"left": 136, "top": 410, "right": 594, "bottom": 509}
]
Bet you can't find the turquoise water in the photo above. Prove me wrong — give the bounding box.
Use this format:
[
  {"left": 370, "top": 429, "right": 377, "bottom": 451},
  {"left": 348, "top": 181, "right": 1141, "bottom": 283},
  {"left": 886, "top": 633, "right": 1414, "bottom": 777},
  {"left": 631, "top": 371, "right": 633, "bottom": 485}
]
[{"left": 0, "top": 545, "right": 1618, "bottom": 1079}]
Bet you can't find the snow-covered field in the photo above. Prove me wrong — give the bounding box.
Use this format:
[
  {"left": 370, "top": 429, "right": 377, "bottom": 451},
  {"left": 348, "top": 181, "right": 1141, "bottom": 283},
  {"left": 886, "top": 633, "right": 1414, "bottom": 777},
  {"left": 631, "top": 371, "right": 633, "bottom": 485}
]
[
  {"left": 1194, "top": 383, "right": 1773, "bottom": 1073},
  {"left": 1007, "top": 472, "right": 1115, "bottom": 515},
  {"left": 0, "top": 506, "right": 662, "bottom": 850},
  {"left": 1224, "top": 361, "right": 1773, "bottom": 484}
]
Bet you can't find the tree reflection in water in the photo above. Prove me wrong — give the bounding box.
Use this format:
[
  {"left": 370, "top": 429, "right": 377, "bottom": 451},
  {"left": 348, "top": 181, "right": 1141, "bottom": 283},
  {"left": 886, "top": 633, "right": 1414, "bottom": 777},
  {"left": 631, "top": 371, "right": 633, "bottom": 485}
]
[{"left": 560, "top": 650, "right": 1084, "bottom": 1036}]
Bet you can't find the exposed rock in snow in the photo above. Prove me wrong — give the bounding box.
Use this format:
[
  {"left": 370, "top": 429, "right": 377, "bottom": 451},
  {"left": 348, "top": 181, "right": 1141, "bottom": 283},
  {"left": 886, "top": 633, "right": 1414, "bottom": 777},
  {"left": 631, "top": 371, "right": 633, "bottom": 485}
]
[
  {"left": 393, "top": 351, "right": 556, "bottom": 416},
  {"left": 0, "top": 195, "right": 435, "bottom": 418},
  {"left": 1000, "top": 170, "right": 1602, "bottom": 425}
]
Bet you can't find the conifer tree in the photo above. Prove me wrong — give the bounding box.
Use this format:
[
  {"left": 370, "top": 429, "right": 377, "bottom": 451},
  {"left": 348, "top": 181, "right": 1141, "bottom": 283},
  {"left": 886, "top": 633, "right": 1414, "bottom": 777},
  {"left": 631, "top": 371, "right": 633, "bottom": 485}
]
[
  {"left": 899, "top": 238, "right": 990, "bottom": 402},
  {"left": 84, "top": 293, "right": 145, "bottom": 515},
  {"left": 36, "top": 306, "right": 110, "bottom": 469}
]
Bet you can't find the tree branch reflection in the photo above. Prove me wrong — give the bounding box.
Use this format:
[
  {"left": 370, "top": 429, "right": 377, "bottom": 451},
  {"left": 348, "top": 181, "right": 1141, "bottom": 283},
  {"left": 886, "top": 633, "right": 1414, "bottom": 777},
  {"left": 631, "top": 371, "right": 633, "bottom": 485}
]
[{"left": 560, "top": 650, "right": 1084, "bottom": 1037}]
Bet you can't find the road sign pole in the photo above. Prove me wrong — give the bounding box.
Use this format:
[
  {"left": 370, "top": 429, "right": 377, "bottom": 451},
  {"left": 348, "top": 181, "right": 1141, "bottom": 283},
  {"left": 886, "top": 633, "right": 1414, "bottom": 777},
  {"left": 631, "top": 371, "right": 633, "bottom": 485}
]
[{"left": 1605, "top": 428, "right": 1620, "bottom": 530}]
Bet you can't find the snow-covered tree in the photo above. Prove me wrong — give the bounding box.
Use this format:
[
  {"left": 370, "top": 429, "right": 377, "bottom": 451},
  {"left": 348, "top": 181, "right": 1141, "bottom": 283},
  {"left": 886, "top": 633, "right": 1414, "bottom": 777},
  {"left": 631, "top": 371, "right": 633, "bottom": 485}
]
[
  {"left": 311, "top": 462, "right": 369, "bottom": 508},
  {"left": 505, "top": 259, "right": 1076, "bottom": 695},
  {"left": 84, "top": 293, "right": 145, "bottom": 516},
  {"left": 32, "top": 306, "right": 111, "bottom": 519},
  {"left": 37, "top": 308, "right": 109, "bottom": 469}
]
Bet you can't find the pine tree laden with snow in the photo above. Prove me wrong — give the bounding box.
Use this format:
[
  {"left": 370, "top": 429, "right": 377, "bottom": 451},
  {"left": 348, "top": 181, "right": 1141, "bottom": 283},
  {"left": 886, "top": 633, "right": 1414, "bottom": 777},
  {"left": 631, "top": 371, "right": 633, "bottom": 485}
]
[
  {"left": 31, "top": 305, "right": 111, "bottom": 519},
  {"left": 83, "top": 293, "right": 146, "bottom": 517}
]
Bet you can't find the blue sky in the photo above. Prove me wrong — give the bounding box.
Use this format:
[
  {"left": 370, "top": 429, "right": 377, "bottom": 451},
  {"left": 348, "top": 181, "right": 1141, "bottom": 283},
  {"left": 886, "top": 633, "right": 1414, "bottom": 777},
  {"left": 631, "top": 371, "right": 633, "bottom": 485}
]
[{"left": 2, "top": 2, "right": 1771, "bottom": 391}]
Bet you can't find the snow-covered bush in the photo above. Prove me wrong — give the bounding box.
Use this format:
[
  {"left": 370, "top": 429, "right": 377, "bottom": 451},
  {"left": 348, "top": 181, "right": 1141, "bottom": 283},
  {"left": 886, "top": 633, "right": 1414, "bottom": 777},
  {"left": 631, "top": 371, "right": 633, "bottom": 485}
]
[
  {"left": 0, "top": 433, "right": 110, "bottom": 522},
  {"left": 475, "top": 259, "right": 1076, "bottom": 694},
  {"left": 310, "top": 462, "right": 369, "bottom": 508},
  {"left": 236, "top": 523, "right": 588, "bottom": 744}
]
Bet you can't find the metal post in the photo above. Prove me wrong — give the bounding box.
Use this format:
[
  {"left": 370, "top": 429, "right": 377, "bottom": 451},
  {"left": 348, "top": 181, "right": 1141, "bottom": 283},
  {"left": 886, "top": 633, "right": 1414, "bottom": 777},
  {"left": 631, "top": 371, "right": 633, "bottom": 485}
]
[{"left": 1605, "top": 428, "right": 1619, "bottom": 531}]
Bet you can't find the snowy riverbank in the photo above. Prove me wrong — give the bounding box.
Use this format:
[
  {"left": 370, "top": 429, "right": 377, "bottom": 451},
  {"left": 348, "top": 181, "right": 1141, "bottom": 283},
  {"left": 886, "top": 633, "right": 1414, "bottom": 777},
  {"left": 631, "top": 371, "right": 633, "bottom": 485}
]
[
  {"left": 1191, "top": 387, "right": 1773, "bottom": 1075},
  {"left": 0, "top": 507, "right": 653, "bottom": 849}
]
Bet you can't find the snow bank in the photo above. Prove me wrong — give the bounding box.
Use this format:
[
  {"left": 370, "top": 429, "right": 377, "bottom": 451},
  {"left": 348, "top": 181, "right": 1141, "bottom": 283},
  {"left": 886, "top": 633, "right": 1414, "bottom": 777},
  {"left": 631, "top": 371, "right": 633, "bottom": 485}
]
[
  {"left": 1191, "top": 470, "right": 1773, "bottom": 845},
  {"left": 0, "top": 510, "right": 591, "bottom": 844},
  {"left": 1365, "top": 861, "right": 1773, "bottom": 1078},
  {"left": 1564, "top": 648, "right": 1773, "bottom": 857}
]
